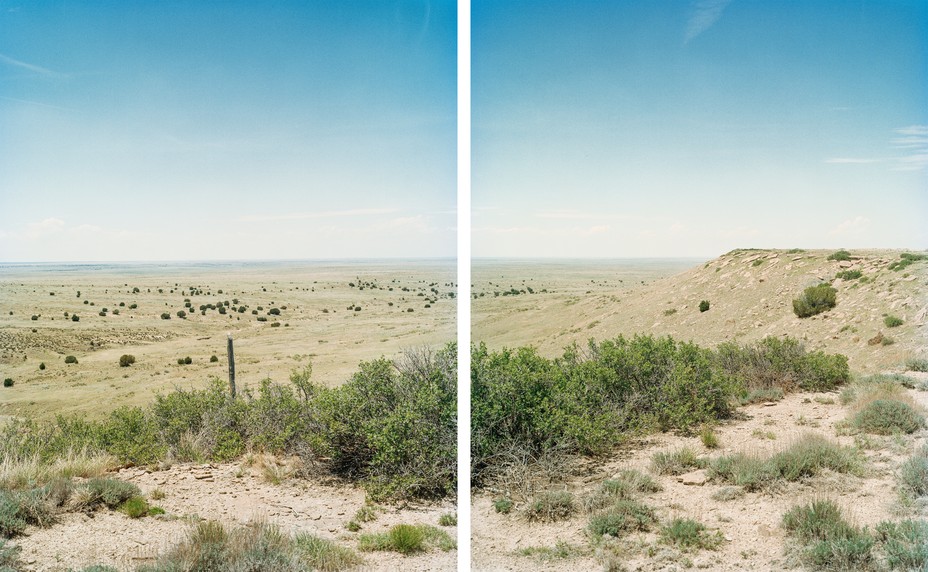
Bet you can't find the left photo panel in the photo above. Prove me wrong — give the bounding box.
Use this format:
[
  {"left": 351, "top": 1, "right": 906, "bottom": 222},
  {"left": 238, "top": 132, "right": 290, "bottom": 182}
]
[{"left": 0, "top": 2, "right": 458, "bottom": 570}]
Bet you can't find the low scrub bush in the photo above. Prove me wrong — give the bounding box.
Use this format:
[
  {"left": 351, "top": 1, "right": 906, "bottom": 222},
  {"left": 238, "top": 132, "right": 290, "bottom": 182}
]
[
  {"left": 716, "top": 336, "right": 849, "bottom": 394},
  {"left": 587, "top": 499, "right": 655, "bottom": 537},
  {"left": 64, "top": 355, "right": 78, "bottom": 364},
  {"left": 584, "top": 470, "right": 661, "bottom": 513},
  {"left": 793, "top": 283, "right": 837, "bottom": 318},
  {"left": 782, "top": 499, "right": 874, "bottom": 570},
  {"left": 358, "top": 523, "right": 454, "bottom": 554},
  {"left": 700, "top": 426, "right": 720, "bottom": 449},
  {"left": 835, "top": 270, "right": 862, "bottom": 280},
  {"left": 660, "top": 518, "right": 723, "bottom": 551},
  {"left": 160, "top": 312, "right": 170, "bottom": 320},
  {"left": 709, "top": 434, "right": 861, "bottom": 491},
  {"left": 493, "top": 498, "right": 513, "bottom": 514},
  {"left": 849, "top": 400, "right": 924, "bottom": 435},
  {"left": 136, "top": 519, "right": 364, "bottom": 571},
  {"left": 699, "top": 300, "right": 710, "bottom": 312},
  {"left": 524, "top": 491, "right": 575, "bottom": 522},
  {"left": 827, "top": 250, "right": 852, "bottom": 261},
  {"left": 119, "top": 354, "right": 136, "bottom": 367},
  {"left": 906, "top": 358, "right": 928, "bottom": 372},
  {"left": 898, "top": 444, "right": 928, "bottom": 501},
  {"left": 651, "top": 448, "right": 706, "bottom": 476},
  {"left": 875, "top": 519, "right": 928, "bottom": 570},
  {"left": 2, "top": 378, "right": 11, "bottom": 388},
  {"left": 888, "top": 252, "right": 927, "bottom": 271},
  {"left": 884, "top": 315, "right": 904, "bottom": 328}
]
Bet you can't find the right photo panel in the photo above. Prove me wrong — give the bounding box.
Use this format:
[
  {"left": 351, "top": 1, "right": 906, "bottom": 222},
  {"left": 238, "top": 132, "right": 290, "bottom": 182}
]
[{"left": 470, "top": 1, "right": 928, "bottom": 571}]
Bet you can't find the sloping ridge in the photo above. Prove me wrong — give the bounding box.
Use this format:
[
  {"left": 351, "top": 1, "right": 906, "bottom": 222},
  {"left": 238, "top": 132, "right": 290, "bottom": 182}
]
[{"left": 578, "top": 248, "right": 927, "bottom": 373}]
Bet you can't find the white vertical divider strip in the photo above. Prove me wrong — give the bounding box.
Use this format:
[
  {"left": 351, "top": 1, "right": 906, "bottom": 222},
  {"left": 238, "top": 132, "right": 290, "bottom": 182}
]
[{"left": 456, "top": 0, "right": 472, "bottom": 569}]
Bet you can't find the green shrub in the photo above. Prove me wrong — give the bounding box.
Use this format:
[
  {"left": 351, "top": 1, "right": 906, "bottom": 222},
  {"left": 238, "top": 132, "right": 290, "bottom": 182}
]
[
  {"left": 651, "top": 448, "right": 706, "bottom": 475},
  {"left": 875, "top": 519, "right": 928, "bottom": 570},
  {"left": 700, "top": 426, "right": 720, "bottom": 449},
  {"left": 835, "top": 269, "right": 862, "bottom": 280},
  {"left": 585, "top": 471, "right": 661, "bottom": 512},
  {"left": 292, "top": 533, "right": 365, "bottom": 570},
  {"left": 357, "top": 523, "right": 454, "bottom": 554},
  {"left": 906, "top": 358, "right": 928, "bottom": 373},
  {"left": 493, "top": 498, "right": 513, "bottom": 514},
  {"left": 72, "top": 314, "right": 80, "bottom": 322},
  {"left": 716, "top": 336, "right": 848, "bottom": 393},
  {"left": 269, "top": 308, "right": 281, "bottom": 315},
  {"left": 39, "top": 362, "right": 45, "bottom": 370},
  {"left": 850, "top": 400, "right": 924, "bottom": 435},
  {"left": 888, "top": 252, "right": 927, "bottom": 271},
  {"left": 2, "top": 378, "right": 11, "bottom": 388},
  {"left": 827, "top": 250, "right": 852, "bottom": 261},
  {"left": 176, "top": 310, "right": 186, "bottom": 319},
  {"left": 0, "top": 538, "right": 22, "bottom": 570},
  {"left": 660, "top": 518, "right": 723, "bottom": 551},
  {"left": 64, "top": 355, "right": 78, "bottom": 364},
  {"left": 699, "top": 300, "right": 710, "bottom": 312},
  {"left": 76, "top": 478, "right": 141, "bottom": 510},
  {"left": 118, "top": 496, "right": 150, "bottom": 518},
  {"left": 524, "top": 491, "right": 575, "bottom": 522},
  {"left": 587, "top": 499, "right": 655, "bottom": 537},
  {"left": 160, "top": 312, "right": 170, "bottom": 320},
  {"left": 438, "top": 513, "right": 456, "bottom": 526},
  {"left": 31, "top": 315, "right": 38, "bottom": 321},
  {"left": 119, "top": 354, "right": 136, "bottom": 367},
  {"left": 709, "top": 434, "right": 861, "bottom": 491},
  {"left": 898, "top": 445, "right": 928, "bottom": 499},
  {"left": 210, "top": 355, "right": 219, "bottom": 363},
  {"left": 884, "top": 315, "right": 904, "bottom": 328},
  {"left": 782, "top": 499, "right": 874, "bottom": 570},
  {"left": 793, "top": 283, "right": 837, "bottom": 318}
]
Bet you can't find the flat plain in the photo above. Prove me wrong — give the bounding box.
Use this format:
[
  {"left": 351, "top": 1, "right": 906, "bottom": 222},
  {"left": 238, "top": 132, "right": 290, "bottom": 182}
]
[{"left": 0, "top": 259, "right": 455, "bottom": 420}]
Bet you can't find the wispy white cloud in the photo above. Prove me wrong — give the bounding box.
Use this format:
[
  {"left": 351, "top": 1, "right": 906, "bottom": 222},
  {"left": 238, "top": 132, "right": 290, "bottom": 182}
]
[
  {"left": 236, "top": 208, "right": 398, "bottom": 222},
  {"left": 891, "top": 125, "right": 928, "bottom": 171},
  {"left": 829, "top": 216, "right": 871, "bottom": 236},
  {"left": 24, "top": 218, "right": 66, "bottom": 239},
  {"left": 684, "top": 0, "right": 733, "bottom": 44},
  {"left": 824, "top": 158, "right": 882, "bottom": 164},
  {"left": 0, "top": 53, "right": 64, "bottom": 77}
]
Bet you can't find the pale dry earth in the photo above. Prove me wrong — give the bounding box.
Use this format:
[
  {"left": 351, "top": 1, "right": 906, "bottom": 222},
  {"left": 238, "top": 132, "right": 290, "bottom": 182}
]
[
  {"left": 15, "top": 458, "right": 456, "bottom": 571},
  {"left": 473, "top": 249, "right": 928, "bottom": 373},
  {"left": 0, "top": 260, "right": 455, "bottom": 420},
  {"left": 472, "top": 373, "right": 928, "bottom": 572}
]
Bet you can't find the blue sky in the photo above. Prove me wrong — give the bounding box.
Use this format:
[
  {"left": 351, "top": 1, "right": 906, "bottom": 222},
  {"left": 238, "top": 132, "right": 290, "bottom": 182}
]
[
  {"left": 473, "top": 0, "right": 928, "bottom": 258},
  {"left": 0, "top": 1, "right": 456, "bottom": 262}
]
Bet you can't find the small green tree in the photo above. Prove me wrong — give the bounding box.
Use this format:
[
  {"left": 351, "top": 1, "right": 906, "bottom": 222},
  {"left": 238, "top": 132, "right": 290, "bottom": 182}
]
[
  {"left": 793, "top": 284, "right": 837, "bottom": 318},
  {"left": 160, "top": 312, "right": 171, "bottom": 320},
  {"left": 699, "top": 300, "right": 710, "bottom": 312},
  {"left": 119, "top": 354, "right": 136, "bottom": 367},
  {"left": 290, "top": 363, "right": 315, "bottom": 401},
  {"left": 65, "top": 355, "right": 78, "bottom": 364}
]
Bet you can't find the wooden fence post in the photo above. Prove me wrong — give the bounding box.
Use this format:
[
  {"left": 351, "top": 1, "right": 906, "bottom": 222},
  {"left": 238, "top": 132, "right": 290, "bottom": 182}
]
[{"left": 227, "top": 333, "right": 236, "bottom": 398}]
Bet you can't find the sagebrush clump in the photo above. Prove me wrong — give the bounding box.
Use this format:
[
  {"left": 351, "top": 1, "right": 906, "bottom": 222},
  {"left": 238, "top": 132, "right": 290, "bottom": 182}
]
[{"left": 793, "top": 283, "right": 837, "bottom": 318}]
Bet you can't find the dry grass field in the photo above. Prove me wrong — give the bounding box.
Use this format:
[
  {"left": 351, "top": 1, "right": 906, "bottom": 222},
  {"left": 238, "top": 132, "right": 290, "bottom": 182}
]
[{"left": 0, "top": 259, "right": 455, "bottom": 421}]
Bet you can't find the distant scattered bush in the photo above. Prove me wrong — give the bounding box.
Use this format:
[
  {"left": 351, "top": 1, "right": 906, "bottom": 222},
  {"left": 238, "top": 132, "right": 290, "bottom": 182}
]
[
  {"left": 2, "top": 378, "right": 12, "bottom": 388},
  {"left": 176, "top": 310, "right": 187, "bottom": 319},
  {"left": 160, "top": 313, "right": 171, "bottom": 320},
  {"left": 699, "top": 300, "right": 710, "bottom": 312},
  {"left": 65, "top": 356, "right": 78, "bottom": 364},
  {"left": 835, "top": 269, "right": 862, "bottom": 280},
  {"left": 31, "top": 315, "right": 38, "bottom": 321},
  {"left": 210, "top": 355, "right": 218, "bottom": 363},
  {"left": 884, "top": 315, "right": 904, "bottom": 328},
  {"left": 39, "top": 362, "right": 45, "bottom": 370},
  {"left": 119, "top": 355, "right": 136, "bottom": 368},
  {"left": 72, "top": 314, "right": 80, "bottom": 322},
  {"left": 827, "top": 249, "right": 852, "bottom": 261},
  {"left": 269, "top": 308, "right": 280, "bottom": 315},
  {"left": 257, "top": 316, "right": 267, "bottom": 322},
  {"left": 493, "top": 498, "right": 513, "bottom": 514},
  {"left": 129, "top": 303, "right": 137, "bottom": 309},
  {"left": 792, "top": 283, "right": 837, "bottom": 318},
  {"left": 660, "top": 518, "right": 723, "bottom": 551},
  {"left": 889, "top": 252, "right": 927, "bottom": 271},
  {"left": 271, "top": 322, "right": 281, "bottom": 327},
  {"left": 651, "top": 448, "right": 707, "bottom": 476}
]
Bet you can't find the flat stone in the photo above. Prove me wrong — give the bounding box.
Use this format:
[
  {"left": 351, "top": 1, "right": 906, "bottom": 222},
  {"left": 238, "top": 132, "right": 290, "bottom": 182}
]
[{"left": 678, "top": 470, "right": 707, "bottom": 486}]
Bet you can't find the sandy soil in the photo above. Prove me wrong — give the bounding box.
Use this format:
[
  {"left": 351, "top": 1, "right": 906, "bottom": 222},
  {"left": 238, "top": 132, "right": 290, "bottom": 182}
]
[
  {"left": 0, "top": 260, "right": 455, "bottom": 420},
  {"left": 15, "top": 458, "right": 456, "bottom": 571},
  {"left": 473, "top": 372, "right": 928, "bottom": 571}
]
